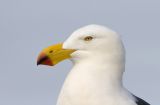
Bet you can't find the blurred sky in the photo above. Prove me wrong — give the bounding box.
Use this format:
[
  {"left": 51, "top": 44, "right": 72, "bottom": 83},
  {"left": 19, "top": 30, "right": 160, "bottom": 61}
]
[{"left": 0, "top": 0, "right": 159, "bottom": 105}]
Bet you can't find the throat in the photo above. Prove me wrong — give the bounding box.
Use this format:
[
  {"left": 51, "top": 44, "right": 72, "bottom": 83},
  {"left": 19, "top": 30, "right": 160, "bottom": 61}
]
[
  {"left": 65, "top": 57, "right": 125, "bottom": 95},
  {"left": 57, "top": 55, "right": 127, "bottom": 105}
]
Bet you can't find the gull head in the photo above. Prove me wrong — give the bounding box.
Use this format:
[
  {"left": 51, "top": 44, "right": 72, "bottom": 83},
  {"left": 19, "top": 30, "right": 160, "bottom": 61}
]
[{"left": 37, "top": 24, "right": 125, "bottom": 66}]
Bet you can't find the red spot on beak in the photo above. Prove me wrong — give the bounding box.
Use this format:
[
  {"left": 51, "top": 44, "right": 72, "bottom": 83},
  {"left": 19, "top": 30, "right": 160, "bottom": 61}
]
[{"left": 37, "top": 52, "right": 53, "bottom": 66}]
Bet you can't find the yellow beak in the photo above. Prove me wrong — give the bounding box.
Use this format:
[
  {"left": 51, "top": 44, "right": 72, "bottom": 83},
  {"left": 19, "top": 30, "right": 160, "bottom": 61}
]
[{"left": 37, "top": 43, "right": 76, "bottom": 66}]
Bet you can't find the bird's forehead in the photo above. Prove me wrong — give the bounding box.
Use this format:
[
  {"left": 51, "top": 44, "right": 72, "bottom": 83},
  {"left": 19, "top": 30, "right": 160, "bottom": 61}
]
[
  {"left": 71, "top": 29, "right": 94, "bottom": 37},
  {"left": 70, "top": 24, "right": 117, "bottom": 38}
]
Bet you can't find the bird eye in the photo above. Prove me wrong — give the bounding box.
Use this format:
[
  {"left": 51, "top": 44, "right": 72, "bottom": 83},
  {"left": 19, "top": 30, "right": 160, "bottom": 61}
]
[{"left": 84, "top": 36, "right": 93, "bottom": 41}]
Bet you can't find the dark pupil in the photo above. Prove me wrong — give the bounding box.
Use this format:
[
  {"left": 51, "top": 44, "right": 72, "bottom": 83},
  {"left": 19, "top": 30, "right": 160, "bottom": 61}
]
[{"left": 85, "top": 36, "right": 92, "bottom": 41}]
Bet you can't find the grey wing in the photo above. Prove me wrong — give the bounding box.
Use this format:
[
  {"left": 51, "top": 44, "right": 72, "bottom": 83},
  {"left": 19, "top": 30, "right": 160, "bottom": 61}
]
[{"left": 133, "top": 95, "right": 150, "bottom": 105}]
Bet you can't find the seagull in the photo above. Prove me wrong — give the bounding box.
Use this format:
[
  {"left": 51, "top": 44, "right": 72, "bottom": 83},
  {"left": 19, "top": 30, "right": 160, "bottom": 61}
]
[{"left": 37, "top": 24, "right": 150, "bottom": 105}]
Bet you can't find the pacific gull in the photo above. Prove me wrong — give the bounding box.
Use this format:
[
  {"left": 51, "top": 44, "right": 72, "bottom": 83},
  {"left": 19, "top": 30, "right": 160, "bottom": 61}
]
[{"left": 37, "top": 24, "right": 150, "bottom": 105}]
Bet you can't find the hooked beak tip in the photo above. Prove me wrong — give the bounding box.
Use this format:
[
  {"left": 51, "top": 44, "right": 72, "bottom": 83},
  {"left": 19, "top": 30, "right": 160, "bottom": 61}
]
[{"left": 37, "top": 53, "right": 53, "bottom": 66}]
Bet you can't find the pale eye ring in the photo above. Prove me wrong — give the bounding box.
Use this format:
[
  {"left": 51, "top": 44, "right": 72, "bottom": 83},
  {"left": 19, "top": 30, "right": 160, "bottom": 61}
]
[{"left": 84, "top": 36, "right": 93, "bottom": 41}]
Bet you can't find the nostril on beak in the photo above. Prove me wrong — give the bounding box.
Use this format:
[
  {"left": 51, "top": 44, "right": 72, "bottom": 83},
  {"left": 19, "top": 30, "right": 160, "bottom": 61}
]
[{"left": 49, "top": 50, "right": 54, "bottom": 53}]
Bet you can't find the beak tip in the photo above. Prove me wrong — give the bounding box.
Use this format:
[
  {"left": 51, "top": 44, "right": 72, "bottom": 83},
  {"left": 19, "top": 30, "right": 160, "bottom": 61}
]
[
  {"left": 37, "top": 59, "right": 42, "bottom": 66},
  {"left": 37, "top": 54, "right": 53, "bottom": 66},
  {"left": 37, "top": 63, "right": 40, "bottom": 66}
]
